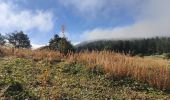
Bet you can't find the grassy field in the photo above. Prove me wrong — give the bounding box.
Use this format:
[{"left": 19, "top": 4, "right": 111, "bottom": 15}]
[{"left": 0, "top": 47, "right": 170, "bottom": 99}]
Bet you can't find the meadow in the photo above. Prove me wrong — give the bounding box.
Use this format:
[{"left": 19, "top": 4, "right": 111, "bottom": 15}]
[{"left": 0, "top": 46, "right": 170, "bottom": 99}]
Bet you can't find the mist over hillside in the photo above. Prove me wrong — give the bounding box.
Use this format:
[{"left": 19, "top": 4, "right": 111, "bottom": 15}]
[{"left": 76, "top": 37, "right": 170, "bottom": 56}]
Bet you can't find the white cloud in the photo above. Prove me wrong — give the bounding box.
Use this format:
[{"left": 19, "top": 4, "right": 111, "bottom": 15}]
[
  {"left": 0, "top": 1, "right": 54, "bottom": 34},
  {"left": 60, "top": 0, "right": 105, "bottom": 16},
  {"left": 31, "top": 43, "right": 45, "bottom": 49},
  {"left": 59, "top": 0, "right": 143, "bottom": 18},
  {"left": 82, "top": 0, "right": 170, "bottom": 40}
]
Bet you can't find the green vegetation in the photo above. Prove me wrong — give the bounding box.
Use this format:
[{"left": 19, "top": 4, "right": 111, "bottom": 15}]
[
  {"left": 76, "top": 37, "right": 170, "bottom": 56},
  {"left": 0, "top": 34, "right": 5, "bottom": 46},
  {"left": 163, "top": 53, "right": 170, "bottom": 59},
  {"left": 0, "top": 57, "right": 169, "bottom": 99},
  {"left": 49, "top": 34, "right": 75, "bottom": 54},
  {"left": 6, "top": 31, "right": 31, "bottom": 48}
]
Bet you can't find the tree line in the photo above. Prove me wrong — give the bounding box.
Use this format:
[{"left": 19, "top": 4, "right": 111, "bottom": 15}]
[
  {"left": 76, "top": 37, "right": 170, "bottom": 56},
  {"left": 1, "top": 31, "right": 170, "bottom": 56},
  {"left": 0, "top": 31, "right": 74, "bottom": 54}
]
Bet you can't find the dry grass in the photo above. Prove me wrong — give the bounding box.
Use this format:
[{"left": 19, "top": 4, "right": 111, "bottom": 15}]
[
  {"left": 67, "top": 51, "right": 170, "bottom": 90},
  {"left": 0, "top": 46, "right": 63, "bottom": 61}
]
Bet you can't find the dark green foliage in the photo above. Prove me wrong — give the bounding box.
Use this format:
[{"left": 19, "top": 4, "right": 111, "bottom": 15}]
[
  {"left": 0, "top": 49, "right": 5, "bottom": 57},
  {"left": 0, "top": 33, "right": 6, "bottom": 45},
  {"left": 49, "top": 34, "right": 75, "bottom": 54},
  {"left": 76, "top": 37, "right": 170, "bottom": 55},
  {"left": 49, "top": 34, "right": 61, "bottom": 50},
  {"left": 163, "top": 53, "right": 170, "bottom": 59},
  {"left": 4, "top": 81, "right": 38, "bottom": 99},
  {"left": 62, "top": 63, "right": 85, "bottom": 75},
  {"left": 7, "top": 31, "right": 31, "bottom": 48},
  {"left": 5, "top": 81, "right": 23, "bottom": 96}
]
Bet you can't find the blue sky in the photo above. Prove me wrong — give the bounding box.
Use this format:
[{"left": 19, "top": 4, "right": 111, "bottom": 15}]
[{"left": 0, "top": 0, "right": 170, "bottom": 48}]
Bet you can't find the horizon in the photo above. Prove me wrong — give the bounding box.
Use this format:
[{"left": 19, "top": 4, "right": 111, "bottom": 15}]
[{"left": 0, "top": 0, "right": 170, "bottom": 48}]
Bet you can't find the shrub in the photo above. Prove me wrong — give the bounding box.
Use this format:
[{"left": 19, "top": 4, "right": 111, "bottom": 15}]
[
  {"left": 4, "top": 81, "right": 37, "bottom": 99},
  {"left": 163, "top": 53, "right": 170, "bottom": 59}
]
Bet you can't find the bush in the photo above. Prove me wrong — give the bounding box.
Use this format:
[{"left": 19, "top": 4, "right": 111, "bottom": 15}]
[
  {"left": 137, "top": 53, "right": 144, "bottom": 57},
  {"left": 4, "top": 81, "right": 37, "bottom": 99},
  {"left": 163, "top": 53, "right": 170, "bottom": 59}
]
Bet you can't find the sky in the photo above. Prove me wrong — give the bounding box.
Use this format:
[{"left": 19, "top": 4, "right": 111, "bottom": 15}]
[{"left": 0, "top": 0, "right": 170, "bottom": 48}]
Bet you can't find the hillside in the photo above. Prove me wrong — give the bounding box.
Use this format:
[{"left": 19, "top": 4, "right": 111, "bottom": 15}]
[
  {"left": 76, "top": 37, "right": 170, "bottom": 56},
  {"left": 0, "top": 47, "right": 170, "bottom": 99}
]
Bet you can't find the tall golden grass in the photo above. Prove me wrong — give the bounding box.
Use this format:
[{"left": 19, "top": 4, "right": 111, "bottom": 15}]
[
  {"left": 0, "top": 46, "right": 63, "bottom": 61},
  {"left": 67, "top": 51, "right": 170, "bottom": 90}
]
